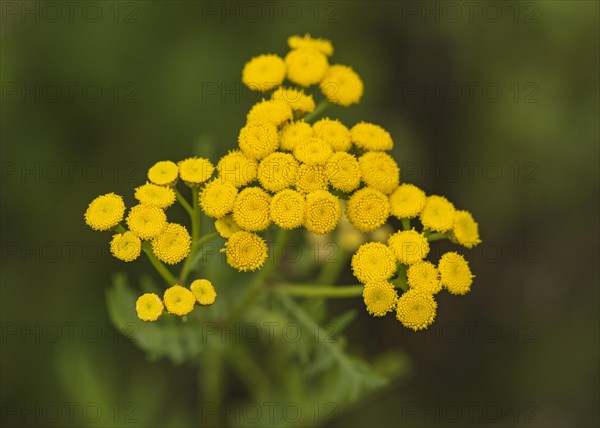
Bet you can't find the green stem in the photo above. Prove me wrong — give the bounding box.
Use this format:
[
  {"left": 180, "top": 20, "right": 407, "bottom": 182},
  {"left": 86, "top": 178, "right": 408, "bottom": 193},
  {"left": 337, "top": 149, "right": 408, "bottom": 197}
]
[
  {"left": 141, "top": 243, "right": 177, "bottom": 286},
  {"left": 179, "top": 190, "right": 201, "bottom": 283},
  {"left": 401, "top": 218, "right": 411, "bottom": 231},
  {"left": 275, "top": 283, "right": 364, "bottom": 298},
  {"left": 175, "top": 188, "right": 194, "bottom": 217},
  {"left": 198, "top": 348, "right": 224, "bottom": 428},
  {"left": 303, "top": 101, "right": 330, "bottom": 123},
  {"left": 427, "top": 233, "right": 448, "bottom": 242},
  {"left": 227, "top": 228, "right": 290, "bottom": 323}
]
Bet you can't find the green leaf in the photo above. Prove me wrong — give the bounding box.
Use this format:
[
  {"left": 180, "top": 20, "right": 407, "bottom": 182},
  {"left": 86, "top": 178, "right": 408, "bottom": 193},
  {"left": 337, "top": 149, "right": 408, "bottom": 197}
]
[{"left": 106, "top": 272, "right": 205, "bottom": 365}]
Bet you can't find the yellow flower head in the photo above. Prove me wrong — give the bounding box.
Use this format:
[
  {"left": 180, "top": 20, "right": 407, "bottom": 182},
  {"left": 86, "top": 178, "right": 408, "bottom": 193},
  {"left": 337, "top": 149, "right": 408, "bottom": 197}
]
[
  {"left": 247, "top": 99, "right": 293, "bottom": 127},
  {"left": 312, "top": 118, "right": 351, "bottom": 152},
  {"left": 389, "top": 184, "right": 426, "bottom": 219},
  {"left": 190, "top": 279, "right": 217, "bottom": 306},
  {"left": 258, "top": 152, "right": 299, "bottom": 192},
  {"left": 178, "top": 157, "right": 214, "bottom": 186},
  {"left": 407, "top": 261, "right": 442, "bottom": 294},
  {"left": 110, "top": 231, "right": 142, "bottom": 262},
  {"left": 346, "top": 187, "right": 390, "bottom": 233},
  {"left": 126, "top": 204, "right": 167, "bottom": 240},
  {"left": 438, "top": 252, "right": 473, "bottom": 295},
  {"left": 351, "top": 242, "right": 397, "bottom": 284},
  {"left": 452, "top": 210, "right": 481, "bottom": 248},
  {"left": 271, "top": 87, "right": 315, "bottom": 113},
  {"left": 134, "top": 183, "right": 176, "bottom": 209},
  {"left": 151, "top": 223, "right": 191, "bottom": 265},
  {"left": 285, "top": 48, "right": 329, "bottom": 87},
  {"left": 396, "top": 289, "right": 437, "bottom": 331},
  {"left": 288, "top": 34, "right": 334, "bottom": 56},
  {"left": 163, "top": 285, "right": 196, "bottom": 316},
  {"left": 304, "top": 190, "right": 341, "bottom": 235},
  {"left": 279, "top": 120, "right": 314, "bottom": 151},
  {"left": 363, "top": 281, "right": 398, "bottom": 317},
  {"left": 324, "top": 152, "right": 361, "bottom": 193},
  {"left": 224, "top": 231, "right": 268, "bottom": 272},
  {"left": 270, "top": 189, "right": 305, "bottom": 230},
  {"left": 238, "top": 122, "right": 279, "bottom": 161},
  {"left": 217, "top": 150, "right": 258, "bottom": 187},
  {"left": 242, "top": 54, "right": 286, "bottom": 92},
  {"left": 136, "top": 293, "right": 164, "bottom": 322},
  {"left": 200, "top": 179, "right": 238, "bottom": 218},
  {"left": 320, "top": 65, "right": 364, "bottom": 107},
  {"left": 420, "top": 195, "right": 456, "bottom": 233},
  {"left": 293, "top": 138, "right": 333, "bottom": 165},
  {"left": 84, "top": 193, "right": 125, "bottom": 231},
  {"left": 233, "top": 186, "right": 272, "bottom": 232},
  {"left": 214, "top": 214, "right": 241, "bottom": 239},
  {"left": 148, "top": 161, "right": 178, "bottom": 186},
  {"left": 350, "top": 122, "right": 393, "bottom": 151},
  {"left": 387, "top": 229, "right": 430, "bottom": 265},
  {"left": 295, "top": 163, "right": 328, "bottom": 194},
  {"left": 359, "top": 152, "right": 400, "bottom": 195}
]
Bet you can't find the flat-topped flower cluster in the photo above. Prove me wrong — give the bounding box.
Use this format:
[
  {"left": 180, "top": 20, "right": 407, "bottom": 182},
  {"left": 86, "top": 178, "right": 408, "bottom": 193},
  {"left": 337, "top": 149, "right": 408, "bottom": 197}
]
[{"left": 84, "top": 35, "right": 481, "bottom": 330}]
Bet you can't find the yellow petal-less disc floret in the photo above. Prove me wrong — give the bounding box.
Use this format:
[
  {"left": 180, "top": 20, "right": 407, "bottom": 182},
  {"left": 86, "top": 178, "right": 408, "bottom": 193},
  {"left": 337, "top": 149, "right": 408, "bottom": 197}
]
[
  {"left": 271, "top": 87, "right": 315, "bottom": 113},
  {"left": 151, "top": 223, "right": 191, "bottom": 265},
  {"left": 279, "top": 121, "right": 314, "bottom": 151},
  {"left": 293, "top": 138, "right": 333, "bottom": 165},
  {"left": 148, "top": 161, "right": 178, "bottom": 186},
  {"left": 224, "top": 231, "right": 268, "bottom": 272},
  {"left": 324, "top": 152, "right": 361, "bottom": 193},
  {"left": 320, "top": 65, "right": 364, "bottom": 107},
  {"left": 178, "top": 157, "right": 214, "bottom": 186},
  {"left": 363, "top": 281, "right": 398, "bottom": 317},
  {"left": 407, "top": 261, "right": 442, "bottom": 294},
  {"left": 389, "top": 184, "right": 426, "bottom": 219},
  {"left": 214, "top": 214, "right": 241, "bottom": 239},
  {"left": 359, "top": 152, "right": 400, "bottom": 195},
  {"left": 387, "top": 229, "right": 430, "bottom": 265},
  {"left": 126, "top": 204, "right": 167, "bottom": 239},
  {"left": 270, "top": 189, "right": 305, "bottom": 229},
  {"left": 110, "top": 231, "right": 142, "bottom": 262},
  {"left": 242, "top": 54, "right": 286, "bottom": 92},
  {"left": 285, "top": 48, "right": 329, "bottom": 87},
  {"left": 396, "top": 289, "right": 437, "bottom": 331},
  {"left": 134, "top": 183, "right": 176, "bottom": 209},
  {"left": 238, "top": 122, "right": 280, "bottom": 161},
  {"left": 288, "top": 34, "right": 334, "bottom": 56},
  {"left": 233, "top": 186, "right": 272, "bottom": 232},
  {"left": 351, "top": 242, "right": 397, "bottom": 284},
  {"left": 200, "top": 179, "right": 238, "bottom": 218},
  {"left": 84, "top": 193, "right": 126, "bottom": 231},
  {"left": 247, "top": 99, "right": 293, "bottom": 127},
  {"left": 163, "top": 285, "right": 196, "bottom": 316},
  {"left": 438, "top": 252, "right": 474, "bottom": 295},
  {"left": 346, "top": 187, "right": 390, "bottom": 233},
  {"left": 136, "top": 293, "right": 164, "bottom": 322},
  {"left": 452, "top": 210, "right": 481, "bottom": 248},
  {"left": 295, "top": 164, "right": 328, "bottom": 194},
  {"left": 190, "top": 279, "right": 217, "bottom": 306},
  {"left": 420, "top": 195, "right": 456, "bottom": 233},
  {"left": 257, "top": 152, "right": 299, "bottom": 192},
  {"left": 312, "top": 118, "right": 351, "bottom": 152},
  {"left": 304, "top": 190, "right": 341, "bottom": 235},
  {"left": 350, "top": 122, "right": 393, "bottom": 151},
  {"left": 217, "top": 150, "right": 258, "bottom": 187}
]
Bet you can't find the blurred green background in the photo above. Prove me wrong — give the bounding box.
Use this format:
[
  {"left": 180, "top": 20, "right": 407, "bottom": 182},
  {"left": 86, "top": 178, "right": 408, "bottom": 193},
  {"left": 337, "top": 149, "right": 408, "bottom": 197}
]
[{"left": 1, "top": 0, "right": 598, "bottom": 427}]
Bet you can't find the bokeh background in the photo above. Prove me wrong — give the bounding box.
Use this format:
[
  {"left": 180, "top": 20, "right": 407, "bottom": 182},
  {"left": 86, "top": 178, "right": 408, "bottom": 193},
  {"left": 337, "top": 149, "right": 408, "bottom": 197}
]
[{"left": 1, "top": 0, "right": 598, "bottom": 427}]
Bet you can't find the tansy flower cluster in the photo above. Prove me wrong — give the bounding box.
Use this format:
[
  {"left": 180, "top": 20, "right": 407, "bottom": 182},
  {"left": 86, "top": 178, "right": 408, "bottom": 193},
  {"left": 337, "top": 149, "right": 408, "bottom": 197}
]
[
  {"left": 84, "top": 35, "right": 482, "bottom": 332},
  {"left": 85, "top": 158, "right": 219, "bottom": 321}
]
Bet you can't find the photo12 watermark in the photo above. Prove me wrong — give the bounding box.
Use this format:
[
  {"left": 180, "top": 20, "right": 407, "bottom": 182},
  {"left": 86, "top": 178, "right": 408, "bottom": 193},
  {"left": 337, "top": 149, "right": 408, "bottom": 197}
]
[{"left": 1, "top": 1, "right": 140, "bottom": 24}]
